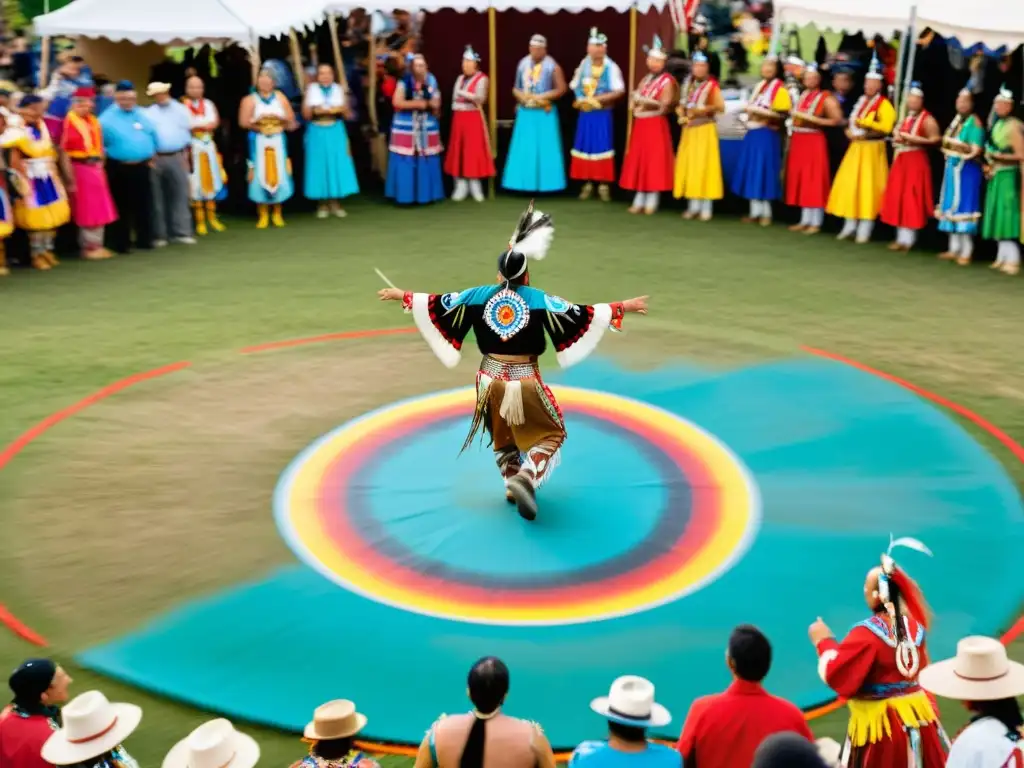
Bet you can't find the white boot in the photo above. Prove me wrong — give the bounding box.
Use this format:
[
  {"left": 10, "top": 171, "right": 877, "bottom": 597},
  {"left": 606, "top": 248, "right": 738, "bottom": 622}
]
[
  {"left": 992, "top": 240, "right": 1006, "bottom": 269},
  {"left": 468, "top": 179, "right": 485, "bottom": 202},
  {"left": 644, "top": 192, "right": 660, "bottom": 215},
  {"left": 760, "top": 201, "right": 772, "bottom": 225},
  {"left": 630, "top": 191, "right": 645, "bottom": 212},
  {"left": 1000, "top": 241, "right": 1020, "bottom": 274},
  {"left": 855, "top": 219, "right": 874, "bottom": 244},
  {"left": 451, "top": 178, "right": 469, "bottom": 202},
  {"left": 837, "top": 218, "right": 857, "bottom": 240},
  {"left": 960, "top": 235, "right": 974, "bottom": 264},
  {"left": 684, "top": 198, "right": 700, "bottom": 218},
  {"left": 700, "top": 199, "right": 713, "bottom": 220}
]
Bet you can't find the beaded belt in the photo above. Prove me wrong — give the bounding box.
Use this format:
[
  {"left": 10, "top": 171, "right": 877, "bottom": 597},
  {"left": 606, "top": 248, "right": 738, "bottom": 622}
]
[{"left": 480, "top": 356, "right": 539, "bottom": 381}]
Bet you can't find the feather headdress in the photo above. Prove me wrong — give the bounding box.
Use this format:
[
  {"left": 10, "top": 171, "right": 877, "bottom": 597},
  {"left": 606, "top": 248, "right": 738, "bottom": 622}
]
[{"left": 498, "top": 200, "right": 554, "bottom": 282}]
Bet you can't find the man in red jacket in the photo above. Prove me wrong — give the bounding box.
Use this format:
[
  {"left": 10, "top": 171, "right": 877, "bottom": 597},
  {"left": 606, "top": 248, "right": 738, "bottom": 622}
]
[
  {"left": 0, "top": 659, "right": 73, "bottom": 768},
  {"left": 677, "top": 625, "right": 814, "bottom": 767}
]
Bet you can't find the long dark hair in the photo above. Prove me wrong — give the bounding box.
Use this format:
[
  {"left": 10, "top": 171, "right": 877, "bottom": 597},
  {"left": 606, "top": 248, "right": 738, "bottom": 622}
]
[
  {"left": 970, "top": 697, "right": 1024, "bottom": 733},
  {"left": 313, "top": 737, "right": 355, "bottom": 761},
  {"left": 459, "top": 657, "right": 510, "bottom": 768}
]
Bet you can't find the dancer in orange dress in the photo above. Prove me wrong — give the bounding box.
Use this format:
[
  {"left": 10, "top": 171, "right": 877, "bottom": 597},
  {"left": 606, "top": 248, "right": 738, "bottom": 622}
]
[
  {"left": 445, "top": 45, "right": 495, "bottom": 203},
  {"left": 785, "top": 63, "right": 842, "bottom": 234},
  {"left": 880, "top": 82, "right": 939, "bottom": 251},
  {"left": 810, "top": 537, "right": 950, "bottom": 768},
  {"left": 620, "top": 35, "right": 676, "bottom": 215}
]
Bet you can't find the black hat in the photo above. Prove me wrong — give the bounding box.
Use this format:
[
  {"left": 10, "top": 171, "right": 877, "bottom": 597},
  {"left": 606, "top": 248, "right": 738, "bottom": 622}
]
[
  {"left": 9, "top": 658, "right": 57, "bottom": 706},
  {"left": 19, "top": 94, "right": 42, "bottom": 107},
  {"left": 115, "top": 79, "right": 135, "bottom": 92},
  {"left": 751, "top": 733, "right": 830, "bottom": 768}
]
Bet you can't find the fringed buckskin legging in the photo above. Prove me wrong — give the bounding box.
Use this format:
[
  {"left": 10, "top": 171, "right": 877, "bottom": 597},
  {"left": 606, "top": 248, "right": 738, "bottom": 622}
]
[{"left": 463, "top": 356, "right": 566, "bottom": 490}]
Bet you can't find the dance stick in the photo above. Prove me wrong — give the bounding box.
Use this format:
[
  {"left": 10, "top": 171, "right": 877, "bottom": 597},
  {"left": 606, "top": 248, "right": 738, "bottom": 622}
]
[{"left": 375, "top": 268, "right": 398, "bottom": 290}]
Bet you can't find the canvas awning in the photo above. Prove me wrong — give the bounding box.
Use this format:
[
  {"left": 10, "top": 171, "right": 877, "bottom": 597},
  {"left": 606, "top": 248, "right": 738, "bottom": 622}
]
[
  {"left": 33, "top": 0, "right": 326, "bottom": 46},
  {"left": 325, "top": 0, "right": 669, "bottom": 14}
]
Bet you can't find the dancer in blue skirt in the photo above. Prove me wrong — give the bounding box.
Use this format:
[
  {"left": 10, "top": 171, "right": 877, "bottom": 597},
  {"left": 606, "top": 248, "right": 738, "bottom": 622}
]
[
  {"left": 302, "top": 64, "right": 359, "bottom": 218},
  {"left": 502, "top": 35, "right": 567, "bottom": 194},
  {"left": 732, "top": 56, "right": 791, "bottom": 226},
  {"left": 385, "top": 54, "right": 445, "bottom": 205}
]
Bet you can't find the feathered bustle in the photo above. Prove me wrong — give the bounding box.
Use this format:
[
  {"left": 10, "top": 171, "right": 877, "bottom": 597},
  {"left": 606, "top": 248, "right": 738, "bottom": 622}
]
[{"left": 507, "top": 200, "right": 555, "bottom": 262}]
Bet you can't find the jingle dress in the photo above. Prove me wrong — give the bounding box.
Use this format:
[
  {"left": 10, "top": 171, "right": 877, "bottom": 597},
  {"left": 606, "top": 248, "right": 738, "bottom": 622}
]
[
  {"left": 184, "top": 97, "right": 227, "bottom": 202},
  {"left": 444, "top": 71, "right": 495, "bottom": 180},
  {"left": 502, "top": 55, "right": 566, "bottom": 193},
  {"left": 784, "top": 88, "right": 832, "bottom": 210},
  {"left": 935, "top": 114, "right": 985, "bottom": 235},
  {"left": 827, "top": 93, "right": 896, "bottom": 221},
  {"left": 880, "top": 111, "right": 935, "bottom": 232},
  {"left": 247, "top": 90, "right": 294, "bottom": 205},
  {"left": 673, "top": 76, "right": 724, "bottom": 201},
  {"left": 568, "top": 55, "right": 624, "bottom": 183},
  {"left": 731, "top": 77, "right": 790, "bottom": 202},
  {"left": 817, "top": 613, "right": 949, "bottom": 768},
  {"left": 619, "top": 71, "right": 676, "bottom": 193},
  {"left": 385, "top": 73, "right": 445, "bottom": 204},
  {"left": 12, "top": 120, "right": 70, "bottom": 231},
  {"left": 981, "top": 117, "right": 1022, "bottom": 242},
  {"left": 303, "top": 82, "right": 359, "bottom": 201},
  {"left": 397, "top": 284, "right": 626, "bottom": 489}
]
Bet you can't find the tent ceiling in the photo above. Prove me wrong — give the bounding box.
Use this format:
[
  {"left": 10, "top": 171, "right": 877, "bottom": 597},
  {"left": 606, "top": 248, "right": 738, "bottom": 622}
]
[
  {"left": 325, "top": 0, "right": 669, "bottom": 14},
  {"left": 33, "top": 0, "right": 326, "bottom": 45}
]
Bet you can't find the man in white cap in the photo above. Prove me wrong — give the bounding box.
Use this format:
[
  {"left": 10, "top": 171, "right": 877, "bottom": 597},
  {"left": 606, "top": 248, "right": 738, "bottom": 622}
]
[
  {"left": 501, "top": 35, "right": 567, "bottom": 194},
  {"left": 919, "top": 636, "right": 1024, "bottom": 767},
  {"left": 163, "top": 718, "right": 259, "bottom": 768},
  {"left": 144, "top": 82, "right": 195, "bottom": 246},
  {"left": 571, "top": 676, "right": 679, "bottom": 768},
  {"left": 41, "top": 690, "right": 142, "bottom": 768},
  {"left": 568, "top": 27, "right": 624, "bottom": 202}
]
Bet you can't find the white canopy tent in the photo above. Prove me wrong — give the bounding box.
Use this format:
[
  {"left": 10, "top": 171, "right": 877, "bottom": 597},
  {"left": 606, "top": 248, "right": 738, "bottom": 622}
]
[
  {"left": 773, "top": 0, "right": 1024, "bottom": 49},
  {"left": 33, "top": 0, "right": 327, "bottom": 46},
  {"left": 324, "top": 0, "right": 669, "bottom": 13}
]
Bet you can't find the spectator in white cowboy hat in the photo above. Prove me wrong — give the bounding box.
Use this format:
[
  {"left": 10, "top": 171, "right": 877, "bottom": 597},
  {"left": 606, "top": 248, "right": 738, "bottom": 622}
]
[
  {"left": 918, "top": 636, "right": 1024, "bottom": 767},
  {"left": 0, "top": 659, "right": 73, "bottom": 768},
  {"left": 414, "top": 657, "right": 555, "bottom": 768},
  {"left": 570, "top": 676, "right": 680, "bottom": 768},
  {"left": 40, "top": 690, "right": 142, "bottom": 768},
  {"left": 292, "top": 700, "right": 379, "bottom": 768},
  {"left": 163, "top": 718, "right": 259, "bottom": 768}
]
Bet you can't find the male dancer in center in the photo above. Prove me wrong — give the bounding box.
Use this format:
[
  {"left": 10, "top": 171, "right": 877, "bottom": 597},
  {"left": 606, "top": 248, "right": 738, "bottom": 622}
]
[{"left": 378, "top": 202, "right": 648, "bottom": 521}]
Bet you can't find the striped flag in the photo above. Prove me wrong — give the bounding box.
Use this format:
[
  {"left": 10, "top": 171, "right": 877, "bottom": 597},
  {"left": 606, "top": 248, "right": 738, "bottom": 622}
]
[{"left": 668, "top": 0, "right": 701, "bottom": 33}]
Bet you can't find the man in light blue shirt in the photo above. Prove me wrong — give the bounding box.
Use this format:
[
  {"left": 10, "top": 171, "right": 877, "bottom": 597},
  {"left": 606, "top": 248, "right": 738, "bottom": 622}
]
[
  {"left": 99, "top": 80, "right": 159, "bottom": 253},
  {"left": 143, "top": 81, "right": 195, "bottom": 246}
]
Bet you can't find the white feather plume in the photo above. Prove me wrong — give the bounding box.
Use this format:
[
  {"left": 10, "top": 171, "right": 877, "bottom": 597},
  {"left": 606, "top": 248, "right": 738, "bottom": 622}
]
[
  {"left": 515, "top": 211, "right": 554, "bottom": 261},
  {"left": 887, "top": 535, "right": 933, "bottom": 557}
]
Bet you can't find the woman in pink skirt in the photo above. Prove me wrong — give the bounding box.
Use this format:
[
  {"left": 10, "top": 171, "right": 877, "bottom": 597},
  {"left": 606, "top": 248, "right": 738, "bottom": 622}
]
[{"left": 61, "top": 87, "right": 117, "bottom": 259}]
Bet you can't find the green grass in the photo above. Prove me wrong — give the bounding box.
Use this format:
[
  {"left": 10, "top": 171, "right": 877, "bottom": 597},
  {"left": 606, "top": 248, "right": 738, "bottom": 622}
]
[{"left": 0, "top": 196, "right": 1021, "bottom": 765}]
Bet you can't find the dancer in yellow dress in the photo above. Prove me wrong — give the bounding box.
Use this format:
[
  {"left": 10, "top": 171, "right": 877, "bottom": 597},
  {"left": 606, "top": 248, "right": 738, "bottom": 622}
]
[
  {"left": 826, "top": 52, "right": 895, "bottom": 244},
  {"left": 673, "top": 52, "right": 724, "bottom": 221}
]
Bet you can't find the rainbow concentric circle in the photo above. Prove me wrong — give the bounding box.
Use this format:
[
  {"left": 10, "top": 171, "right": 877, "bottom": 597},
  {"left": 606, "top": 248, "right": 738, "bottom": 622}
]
[{"left": 274, "top": 385, "right": 761, "bottom": 626}]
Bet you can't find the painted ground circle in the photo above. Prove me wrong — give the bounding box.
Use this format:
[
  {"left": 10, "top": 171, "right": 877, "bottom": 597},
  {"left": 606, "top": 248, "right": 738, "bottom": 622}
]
[{"left": 274, "top": 385, "right": 762, "bottom": 626}]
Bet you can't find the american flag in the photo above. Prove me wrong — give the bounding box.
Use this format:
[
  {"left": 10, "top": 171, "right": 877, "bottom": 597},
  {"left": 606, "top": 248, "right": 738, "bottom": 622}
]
[{"left": 668, "top": 0, "right": 701, "bottom": 33}]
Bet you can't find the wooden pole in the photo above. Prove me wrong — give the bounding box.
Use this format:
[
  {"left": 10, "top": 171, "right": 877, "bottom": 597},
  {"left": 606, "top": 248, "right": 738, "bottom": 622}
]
[
  {"left": 327, "top": 13, "right": 350, "bottom": 92},
  {"left": 39, "top": 36, "right": 51, "bottom": 88},
  {"left": 288, "top": 29, "right": 305, "bottom": 89},
  {"left": 626, "top": 5, "right": 637, "bottom": 145},
  {"left": 368, "top": 29, "right": 385, "bottom": 178},
  {"left": 488, "top": 6, "right": 498, "bottom": 200}
]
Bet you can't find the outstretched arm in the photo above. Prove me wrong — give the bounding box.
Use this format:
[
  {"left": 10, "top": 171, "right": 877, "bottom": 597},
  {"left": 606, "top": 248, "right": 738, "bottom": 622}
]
[
  {"left": 544, "top": 294, "right": 648, "bottom": 368},
  {"left": 379, "top": 287, "right": 472, "bottom": 368}
]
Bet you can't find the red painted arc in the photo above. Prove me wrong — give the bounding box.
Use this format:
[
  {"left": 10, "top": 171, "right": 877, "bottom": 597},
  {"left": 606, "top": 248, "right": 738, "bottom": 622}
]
[{"left": 0, "top": 328, "right": 1019, "bottom": 738}]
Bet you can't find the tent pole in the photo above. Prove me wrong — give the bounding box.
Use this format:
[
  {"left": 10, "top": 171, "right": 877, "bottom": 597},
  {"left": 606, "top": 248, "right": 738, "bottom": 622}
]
[
  {"left": 488, "top": 5, "right": 497, "bottom": 200},
  {"left": 626, "top": 4, "right": 636, "bottom": 146},
  {"left": 768, "top": 18, "right": 783, "bottom": 57},
  {"left": 898, "top": 5, "right": 919, "bottom": 118},
  {"left": 368, "top": 26, "right": 385, "bottom": 179},
  {"left": 327, "top": 13, "right": 350, "bottom": 93},
  {"left": 289, "top": 29, "right": 305, "bottom": 89},
  {"left": 39, "top": 36, "right": 51, "bottom": 88}
]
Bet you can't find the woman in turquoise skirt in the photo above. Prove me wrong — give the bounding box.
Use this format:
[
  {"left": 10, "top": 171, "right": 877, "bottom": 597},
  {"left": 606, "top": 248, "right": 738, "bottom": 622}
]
[
  {"left": 981, "top": 88, "right": 1023, "bottom": 275},
  {"left": 502, "top": 35, "right": 567, "bottom": 193},
  {"left": 302, "top": 64, "right": 359, "bottom": 218}
]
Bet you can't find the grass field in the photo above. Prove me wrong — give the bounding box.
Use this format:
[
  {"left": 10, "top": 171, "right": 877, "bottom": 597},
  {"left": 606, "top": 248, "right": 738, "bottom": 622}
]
[{"left": 1, "top": 196, "right": 1021, "bottom": 766}]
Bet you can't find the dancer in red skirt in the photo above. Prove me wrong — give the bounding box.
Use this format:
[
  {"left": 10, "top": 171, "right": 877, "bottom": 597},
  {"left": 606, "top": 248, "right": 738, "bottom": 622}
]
[
  {"left": 880, "top": 82, "right": 939, "bottom": 251},
  {"left": 619, "top": 35, "right": 676, "bottom": 215},
  {"left": 785, "top": 63, "right": 842, "bottom": 235},
  {"left": 445, "top": 45, "right": 495, "bottom": 203}
]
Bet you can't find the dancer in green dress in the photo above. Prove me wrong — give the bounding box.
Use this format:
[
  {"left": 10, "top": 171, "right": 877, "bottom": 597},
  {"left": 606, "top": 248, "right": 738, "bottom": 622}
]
[{"left": 981, "top": 87, "right": 1022, "bottom": 275}]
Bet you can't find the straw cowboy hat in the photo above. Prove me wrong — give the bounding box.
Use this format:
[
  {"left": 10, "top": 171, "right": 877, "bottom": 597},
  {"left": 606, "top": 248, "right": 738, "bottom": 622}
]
[
  {"left": 41, "top": 690, "right": 142, "bottom": 766},
  {"left": 590, "top": 676, "right": 671, "bottom": 729},
  {"left": 146, "top": 82, "right": 171, "bottom": 97},
  {"left": 304, "top": 700, "right": 368, "bottom": 741},
  {"left": 919, "top": 636, "right": 1024, "bottom": 701},
  {"left": 162, "top": 719, "right": 260, "bottom": 768}
]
